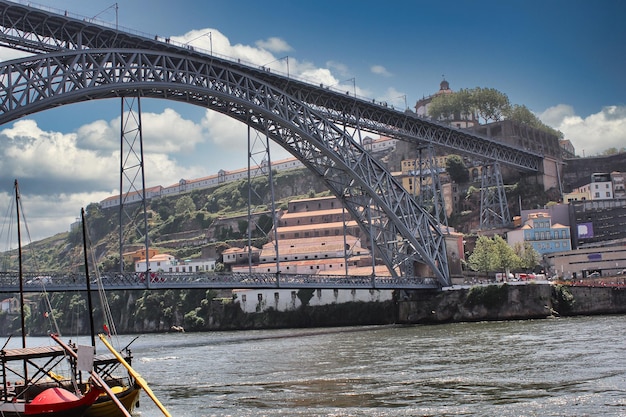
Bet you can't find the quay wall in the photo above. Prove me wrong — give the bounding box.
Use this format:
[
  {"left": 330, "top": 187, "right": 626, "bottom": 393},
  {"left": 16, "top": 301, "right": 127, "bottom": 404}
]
[
  {"left": 396, "top": 283, "right": 626, "bottom": 324},
  {"left": 5, "top": 283, "right": 625, "bottom": 336}
]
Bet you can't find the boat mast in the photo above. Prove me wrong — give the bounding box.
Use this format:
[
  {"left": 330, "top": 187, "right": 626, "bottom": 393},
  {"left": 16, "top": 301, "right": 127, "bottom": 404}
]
[
  {"left": 14, "top": 180, "right": 26, "bottom": 350},
  {"left": 14, "top": 180, "right": 29, "bottom": 384},
  {"left": 81, "top": 208, "right": 97, "bottom": 348}
]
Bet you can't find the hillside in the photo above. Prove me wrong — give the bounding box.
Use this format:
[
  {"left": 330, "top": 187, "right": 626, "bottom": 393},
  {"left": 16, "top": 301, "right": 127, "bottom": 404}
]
[
  {"left": 8, "top": 168, "right": 328, "bottom": 273},
  {"left": 6, "top": 159, "right": 560, "bottom": 274}
]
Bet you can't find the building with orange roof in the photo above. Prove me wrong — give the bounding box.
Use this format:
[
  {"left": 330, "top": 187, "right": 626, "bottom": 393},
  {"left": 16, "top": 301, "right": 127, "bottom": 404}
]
[
  {"left": 135, "top": 253, "right": 216, "bottom": 273},
  {"left": 99, "top": 157, "right": 305, "bottom": 208}
]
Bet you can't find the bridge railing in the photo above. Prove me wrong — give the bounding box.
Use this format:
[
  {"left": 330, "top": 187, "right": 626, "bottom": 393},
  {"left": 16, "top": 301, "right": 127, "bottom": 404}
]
[{"left": 0, "top": 271, "right": 440, "bottom": 292}]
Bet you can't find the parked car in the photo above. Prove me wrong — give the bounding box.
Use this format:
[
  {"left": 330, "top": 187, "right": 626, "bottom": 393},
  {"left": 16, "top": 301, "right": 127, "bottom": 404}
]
[
  {"left": 26, "top": 275, "right": 53, "bottom": 285},
  {"left": 588, "top": 271, "right": 601, "bottom": 278}
]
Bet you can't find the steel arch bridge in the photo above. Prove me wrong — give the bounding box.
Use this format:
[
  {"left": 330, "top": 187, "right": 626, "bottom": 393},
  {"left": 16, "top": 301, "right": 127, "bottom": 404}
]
[{"left": 0, "top": 1, "right": 545, "bottom": 288}]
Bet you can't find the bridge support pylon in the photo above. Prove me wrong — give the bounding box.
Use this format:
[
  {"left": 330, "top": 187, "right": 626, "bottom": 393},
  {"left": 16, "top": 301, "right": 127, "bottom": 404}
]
[
  {"left": 118, "top": 96, "right": 150, "bottom": 280},
  {"left": 479, "top": 162, "right": 511, "bottom": 230},
  {"left": 416, "top": 145, "right": 449, "bottom": 232}
]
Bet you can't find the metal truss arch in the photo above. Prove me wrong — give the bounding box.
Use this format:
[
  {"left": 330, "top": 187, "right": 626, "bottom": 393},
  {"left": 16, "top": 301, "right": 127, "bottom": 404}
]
[
  {"left": 0, "top": 48, "right": 450, "bottom": 286},
  {"left": 0, "top": 1, "right": 544, "bottom": 173}
]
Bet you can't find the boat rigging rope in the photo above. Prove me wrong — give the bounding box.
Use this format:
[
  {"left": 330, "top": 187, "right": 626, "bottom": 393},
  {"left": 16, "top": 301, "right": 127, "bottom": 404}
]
[
  {"left": 84, "top": 218, "right": 121, "bottom": 349},
  {"left": 16, "top": 195, "right": 63, "bottom": 338}
]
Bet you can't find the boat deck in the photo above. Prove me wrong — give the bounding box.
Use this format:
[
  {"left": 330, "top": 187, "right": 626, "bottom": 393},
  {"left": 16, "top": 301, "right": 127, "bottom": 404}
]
[{"left": 0, "top": 346, "right": 66, "bottom": 362}]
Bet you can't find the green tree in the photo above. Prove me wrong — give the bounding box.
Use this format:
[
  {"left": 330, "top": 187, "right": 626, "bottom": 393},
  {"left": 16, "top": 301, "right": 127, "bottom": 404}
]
[
  {"left": 492, "top": 235, "right": 520, "bottom": 276},
  {"left": 429, "top": 87, "right": 510, "bottom": 124},
  {"left": 467, "top": 236, "right": 496, "bottom": 275},
  {"left": 445, "top": 154, "right": 470, "bottom": 183},
  {"left": 427, "top": 92, "right": 461, "bottom": 121},
  {"left": 514, "top": 242, "right": 541, "bottom": 271},
  {"left": 505, "top": 104, "right": 537, "bottom": 126},
  {"left": 600, "top": 147, "right": 626, "bottom": 156},
  {"left": 504, "top": 104, "right": 564, "bottom": 138},
  {"left": 175, "top": 195, "right": 196, "bottom": 215},
  {"left": 238, "top": 220, "right": 248, "bottom": 236},
  {"left": 471, "top": 87, "right": 510, "bottom": 123}
]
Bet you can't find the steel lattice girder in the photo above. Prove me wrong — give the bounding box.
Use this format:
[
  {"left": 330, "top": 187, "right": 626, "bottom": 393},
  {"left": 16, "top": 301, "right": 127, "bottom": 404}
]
[
  {"left": 480, "top": 163, "right": 511, "bottom": 229},
  {"left": 0, "top": 49, "right": 451, "bottom": 286},
  {"left": 0, "top": 0, "right": 543, "bottom": 173}
]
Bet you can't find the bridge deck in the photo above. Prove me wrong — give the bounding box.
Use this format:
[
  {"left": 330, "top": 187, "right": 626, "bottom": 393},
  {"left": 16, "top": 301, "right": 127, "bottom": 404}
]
[{"left": 0, "top": 272, "right": 440, "bottom": 292}]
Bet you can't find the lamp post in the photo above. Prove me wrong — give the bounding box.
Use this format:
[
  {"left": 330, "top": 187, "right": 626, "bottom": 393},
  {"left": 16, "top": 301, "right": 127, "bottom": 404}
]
[
  {"left": 184, "top": 31, "right": 212, "bottom": 54},
  {"left": 262, "top": 56, "right": 290, "bottom": 77}
]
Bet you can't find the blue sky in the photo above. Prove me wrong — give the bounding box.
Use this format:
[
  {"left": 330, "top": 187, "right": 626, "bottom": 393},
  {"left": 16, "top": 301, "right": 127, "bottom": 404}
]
[{"left": 0, "top": 0, "right": 625, "bottom": 241}]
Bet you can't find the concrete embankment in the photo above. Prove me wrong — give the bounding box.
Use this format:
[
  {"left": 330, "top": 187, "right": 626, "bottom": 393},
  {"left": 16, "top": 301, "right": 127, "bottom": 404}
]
[{"left": 397, "top": 283, "right": 626, "bottom": 324}]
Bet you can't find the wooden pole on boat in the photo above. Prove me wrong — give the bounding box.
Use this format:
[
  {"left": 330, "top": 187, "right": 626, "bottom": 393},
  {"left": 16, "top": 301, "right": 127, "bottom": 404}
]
[
  {"left": 14, "top": 180, "right": 26, "bottom": 350},
  {"left": 99, "top": 333, "right": 172, "bottom": 417},
  {"left": 51, "top": 334, "right": 132, "bottom": 417},
  {"left": 14, "top": 180, "right": 28, "bottom": 384},
  {"left": 81, "top": 208, "right": 97, "bottom": 348}
]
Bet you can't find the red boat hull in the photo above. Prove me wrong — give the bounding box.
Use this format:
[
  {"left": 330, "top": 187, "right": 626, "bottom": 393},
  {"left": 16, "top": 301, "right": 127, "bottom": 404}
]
[{"left": 23, "top": 386, "right": 103, "bottom": 417}]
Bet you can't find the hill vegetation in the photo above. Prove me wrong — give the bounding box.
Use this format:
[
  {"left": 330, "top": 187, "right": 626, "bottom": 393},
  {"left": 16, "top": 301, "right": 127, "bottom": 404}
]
[
  {"left": 8, "top": 167, "right": 328, "bottom": 273},
  {"left": 1, "top": 149, "right": 558, "bottom": 336}
]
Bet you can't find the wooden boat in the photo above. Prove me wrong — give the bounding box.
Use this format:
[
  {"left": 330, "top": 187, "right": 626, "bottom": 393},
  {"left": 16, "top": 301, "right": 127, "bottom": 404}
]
[
  {"left": 0, "top": 181, "right": 104, "bottom": 416},
  {"left": 83, "top": 350, "right": 141, "bottom": 417},
  {"left": 78, "top": 207, "right": 140, "bottom": 417},
  {"left": 0, "top": 344, "right": 104, "bottom": 417},
  {"left": 85, "top": 383, "right": 141, "bottom": 417}
]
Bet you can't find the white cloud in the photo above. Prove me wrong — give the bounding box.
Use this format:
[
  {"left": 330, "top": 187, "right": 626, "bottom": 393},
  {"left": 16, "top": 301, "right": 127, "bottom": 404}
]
[
  {"left": 0, "top": 120, "right": 116, "bottom": 190},
  {"left": 0, "top": 187, "right": 116, "bottom": 244},
  {"left": 255, "top": 37, "right": 292, "bottom": 54},
  {"left": 0, "top": 26, "right": 462, "bottom": 242},
  {"left": 199, "top": 110, "right": 292, "bottom": 169},
  {"left": 376, "top": 87, "right": 409, "bottom": 110},
  {"left": 326, "top": 61, "right": 350, "bottom": 77},
  {"left": 371, "top": 65, "right": 392, "bottom": 77},
  {"left": 539, "top": 105, "right": 626, "bottom": 156}
]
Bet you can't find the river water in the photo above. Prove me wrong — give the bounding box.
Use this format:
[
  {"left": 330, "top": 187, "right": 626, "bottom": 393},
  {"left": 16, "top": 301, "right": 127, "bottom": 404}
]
[{"left": 17, "top": 315, "right": 626, "bottom": 416}]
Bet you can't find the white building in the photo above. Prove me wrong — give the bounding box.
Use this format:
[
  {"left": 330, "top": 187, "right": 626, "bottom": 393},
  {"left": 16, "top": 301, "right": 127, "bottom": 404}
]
[
  {"left": 135, "top": 254, "right": 177, "bottom": 272},
  {"left": 135, "top": 254, "right": 216, "bottom": 273},
  {"left": 234, "top": 288, "right": 392, "bottom": 313},
  {"left": 100, "top": 157, "right": 305, "bottom": 209}
]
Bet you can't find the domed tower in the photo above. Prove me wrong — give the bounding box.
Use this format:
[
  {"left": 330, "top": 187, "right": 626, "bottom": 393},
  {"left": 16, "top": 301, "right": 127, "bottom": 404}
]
[
  {"left": 414, "top": 78, "right": 477, "bottom": 128},
  {"left": 439, "top": 79, "right": 451, "bottom": 94}
]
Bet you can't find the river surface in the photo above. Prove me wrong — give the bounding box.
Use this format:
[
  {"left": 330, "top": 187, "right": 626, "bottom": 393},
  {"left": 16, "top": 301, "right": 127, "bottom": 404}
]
[{"left": 15, "top": 315, "right": 626, "bottom": 416}]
